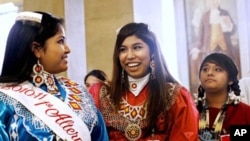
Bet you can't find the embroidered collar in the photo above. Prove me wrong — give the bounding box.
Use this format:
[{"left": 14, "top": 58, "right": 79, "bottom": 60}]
[{"left": 128, "top": 74, "right": 150, "bottom": 97}]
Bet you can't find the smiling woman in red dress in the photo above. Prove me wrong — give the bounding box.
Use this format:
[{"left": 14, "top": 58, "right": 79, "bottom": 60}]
[{"left": 89, "top": 22, "right": 198, "bottom": 141}]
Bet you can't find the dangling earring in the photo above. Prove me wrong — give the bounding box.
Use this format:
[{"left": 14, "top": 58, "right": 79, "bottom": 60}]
[
  {"left": 121, "top": 69, "right": 125, "bottom": 84},
  {"left": 33, "top": 60, "right": 44, "bottom": 87},
  {"left": 197, "top": 85, "right": 205, "bottom": 104},
  {"left": 150, "top": 60, "right": 156, "bottom": 80}
]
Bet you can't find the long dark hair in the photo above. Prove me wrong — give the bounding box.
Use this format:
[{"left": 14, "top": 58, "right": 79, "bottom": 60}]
[
  {"left": 110, "top": 22, "right": 178, "bottom": 135},
  {"left": 197, "top": 53, "right": 240, "bottom": 112},
  {"left": 0, "top": 11, "right": 63, "bottom": 83}
]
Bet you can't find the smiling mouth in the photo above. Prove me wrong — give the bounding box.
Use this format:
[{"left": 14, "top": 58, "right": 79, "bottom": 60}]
[{"left": 127, "top": 63, "right": 139, "bottom": 67}]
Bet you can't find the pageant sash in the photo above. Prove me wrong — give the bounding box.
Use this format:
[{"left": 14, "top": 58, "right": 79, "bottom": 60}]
[{"left": 0, "top": 81, "right": 91, "bottom": 141}]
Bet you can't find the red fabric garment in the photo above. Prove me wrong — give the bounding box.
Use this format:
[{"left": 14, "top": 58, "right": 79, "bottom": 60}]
[
  {"left": 166, "top": 87, "right": 199, "bottom": 141},
  {"left": 88, "top": 83, "right": 103, "bottom": 109},
  {"left": 102, "top": 84, "right": 199, "bottom": 141},
  {"left": 208, "top": 102, "right": 250, "bottom": 135}
]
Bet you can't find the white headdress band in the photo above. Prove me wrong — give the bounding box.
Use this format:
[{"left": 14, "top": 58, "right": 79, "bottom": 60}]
[{"left": 16, "top": 11, "right": 42, "bottom": 23}]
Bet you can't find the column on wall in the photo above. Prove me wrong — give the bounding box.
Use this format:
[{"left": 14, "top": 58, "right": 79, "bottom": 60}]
[{"left": 64, "top": 0, "right": 86, "bottom": 85}]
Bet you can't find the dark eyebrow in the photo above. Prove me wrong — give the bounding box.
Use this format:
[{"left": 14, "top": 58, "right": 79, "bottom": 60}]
[
  {"left": 133, "top": 42, "right": 143, "bottom": 46},
  {"left": 60, "top": 36, "right": 65, "bottom": 39},
  {"left": 56, "top": 34, "right": 65, "bottom": 39},
  {"left": 120, "top": 42, "right": 143, "bottom": 47}
]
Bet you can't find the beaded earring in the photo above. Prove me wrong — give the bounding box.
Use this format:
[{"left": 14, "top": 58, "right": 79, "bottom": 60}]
[
  {"left": 150, "top": 60, "right": 156, "bottom": 80},
  {"left": 121, "top": 69, "right": 125, "bottom": 83},
  {"left": 33, "top": 60, "right": 44, "bottom": 87}
]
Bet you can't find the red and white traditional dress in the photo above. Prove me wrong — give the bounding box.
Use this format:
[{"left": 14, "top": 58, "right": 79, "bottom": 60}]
[{"left": 89, "top": 74, "right": 198, "bottom": 141}]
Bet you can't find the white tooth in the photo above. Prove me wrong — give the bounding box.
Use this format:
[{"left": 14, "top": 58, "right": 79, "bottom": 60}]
[{"left": 128, "top": 63, "right": 138, "bottom": 67}]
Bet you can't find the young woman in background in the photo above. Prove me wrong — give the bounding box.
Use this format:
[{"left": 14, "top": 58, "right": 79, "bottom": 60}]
[{"left": 197, "top": 53, "right": 250, "bottom": 141}]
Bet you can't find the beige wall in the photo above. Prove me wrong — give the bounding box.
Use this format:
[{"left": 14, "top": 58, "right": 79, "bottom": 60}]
[
  {"left": 23, "top": 0, "right": 64, "bottom": 18},
  {"left": 0, "top": 0, "right": 21, "bottom": 3},
  {"left": 85, "top": 0, "right": 133, "bottom": 79}
]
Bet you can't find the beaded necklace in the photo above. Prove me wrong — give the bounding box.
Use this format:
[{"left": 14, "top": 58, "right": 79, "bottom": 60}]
[{"left": 199, "top": 98, "right": 230, "bottom": 141}]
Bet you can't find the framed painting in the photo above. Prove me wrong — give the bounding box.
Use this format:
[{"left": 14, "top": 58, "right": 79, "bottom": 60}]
[{"left": 174, "top": 0, "right": 250, "bottom": 94}]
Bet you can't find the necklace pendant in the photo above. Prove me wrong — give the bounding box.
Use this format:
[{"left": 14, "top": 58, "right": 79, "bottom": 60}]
[
  {"left": 131, "top": 82, "right": 137, "bottom": 90},
  {"left": 125, "top": 123, "right": 142, "bottom": 141},
  {"left": 199, "top": 130, "right": 214, "bottom": 141}
]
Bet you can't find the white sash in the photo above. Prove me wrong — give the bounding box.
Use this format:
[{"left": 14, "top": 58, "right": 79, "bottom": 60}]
[{"left": 0, "top": 81, "right": 91, "bottom": 141}]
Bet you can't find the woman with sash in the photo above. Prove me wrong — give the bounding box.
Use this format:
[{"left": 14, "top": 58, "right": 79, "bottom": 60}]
[
  {"left": 89, "top": 22, "right": 198, "bottom": 140},
  {"left": 196, "top": 53, "right": 250, "bottom": 141},
  {"left": 0, "top": 11, "right": 108, "bottom": 141}
]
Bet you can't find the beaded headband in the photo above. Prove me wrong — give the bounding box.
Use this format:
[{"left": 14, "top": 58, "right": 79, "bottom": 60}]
[{"left": 16, "top": 11, "right": 42, "bottom": 23}]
